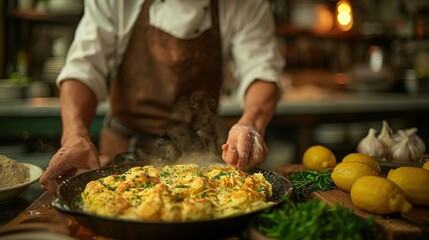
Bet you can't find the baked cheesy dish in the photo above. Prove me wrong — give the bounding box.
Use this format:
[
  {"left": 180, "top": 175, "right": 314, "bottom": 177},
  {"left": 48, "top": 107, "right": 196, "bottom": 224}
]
[{"left": 80, "top": 164, "right": 274, "bottom": 221}]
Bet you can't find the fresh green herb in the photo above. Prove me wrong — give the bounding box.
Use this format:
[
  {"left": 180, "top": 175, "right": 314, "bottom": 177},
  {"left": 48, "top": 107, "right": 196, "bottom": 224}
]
[
  {"left": 113, "top": 175, "right": 121, "bottom": 182},
  {"left": 98, "top": 179, "right": 116, "bottom": 191},
  {"left": 212, "top": 171, "right": 232, "bottom": 180},
  {"left": 144, "top": 181, "right": 155, "bottom": 188},
  {"left": 72, "top": 195, "right": 84, "bottom": 210},
  {"left": 289, "top": 169, "right": 335, "bottom": 202},
  {"left": 112, "top": 174, "right": 126, "bottom": 181},
  {"left": 254, "top": 196, "right": 378, "bottom": 240},
  {"left": 144, "top": 171, "right": 155, "bottom": 178},
  {"left": 160, "top": 171, "right": 171, "bottom": 177},
  {"left": 175, "top": 184, "right": 190, "bottom": 188},
  {"left": 171, "top": 205, "right": 181, "bottom": 210}
]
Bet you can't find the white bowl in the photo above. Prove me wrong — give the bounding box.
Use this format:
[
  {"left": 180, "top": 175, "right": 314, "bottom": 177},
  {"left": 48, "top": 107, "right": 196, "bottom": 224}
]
[
  {"left": 0, "top": 163, "right": 44, "bottom": 204},
  {"left": 0, "top": 81, "right": 24, "bottom": 99}
]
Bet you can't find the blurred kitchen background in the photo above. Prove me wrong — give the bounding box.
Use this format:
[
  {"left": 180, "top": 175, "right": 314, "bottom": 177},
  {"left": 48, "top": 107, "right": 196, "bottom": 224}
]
[{"left": 1, "top": 0, "right": 429, "bottom": 170}]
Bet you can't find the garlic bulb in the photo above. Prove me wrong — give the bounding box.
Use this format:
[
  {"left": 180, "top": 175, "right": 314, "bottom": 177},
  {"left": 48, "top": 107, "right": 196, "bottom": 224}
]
[
  {"left": 357, "top": 128, "right": 388, "bottom": 159},
  {"left": 393, "top": 127, "right": 418, "bottom": 142},
  {"left": 392, "top": 127, "right": 426, "bottom": 160},
  {"left": 389, "top": 136, "right": 423, "bottom": 162},
  {"left": 389, "top": 138, "right": 411, "bottom": 162},
  {"left": 408, "top": 132, "right": 426, "bottom": 159},
  {"left": 377, "top": 120, "right": 395, "bottom": 149}
]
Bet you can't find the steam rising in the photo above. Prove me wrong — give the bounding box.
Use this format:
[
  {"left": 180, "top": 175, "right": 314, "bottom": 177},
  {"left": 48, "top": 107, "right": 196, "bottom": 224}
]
[{"left": 137, "top": 91, "right": 227, "bottom": 167}]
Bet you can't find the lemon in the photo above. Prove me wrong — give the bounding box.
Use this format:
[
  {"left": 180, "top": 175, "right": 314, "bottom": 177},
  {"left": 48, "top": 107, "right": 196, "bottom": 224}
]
[
  {"left": 387, "top": 167, "right": 429, "bottom": 206},
  {"left": 423, "top": 161, "right": 429, "bottom": 170},
  {"left": 342, "top": 153, "right": 381, "bottom": 174},
  {"left": 350, "top": 175, "right": 412, "bottom": 215},
  {"left": 302, "top": 145, "right": 336, "bottom": 170},
  {"left": 331, "top": 161, "right": 378, "bottom": 192}
]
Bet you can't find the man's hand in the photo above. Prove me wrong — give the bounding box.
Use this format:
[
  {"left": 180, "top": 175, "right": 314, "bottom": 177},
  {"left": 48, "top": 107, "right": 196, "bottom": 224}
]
[
  {"left": 39, "top": 134, "right": 100, "bottom": 195},
  {"left": 40, "top": 80, "right": 100, "bottom": 195},
  {"left": 221, "top": 80, "right": 279, "bottom": 170},
  {"left": 222, "top": 124, "right": 267, "bottom": 170}
]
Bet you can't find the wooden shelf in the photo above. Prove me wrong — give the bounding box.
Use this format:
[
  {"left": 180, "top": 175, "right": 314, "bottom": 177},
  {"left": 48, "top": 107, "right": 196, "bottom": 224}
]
[
  {"left": 276, "top": 23, "right": 360, "bottom": 39},
  {"left": 6, "top": 9, "right": 82, "bottom": 24}
]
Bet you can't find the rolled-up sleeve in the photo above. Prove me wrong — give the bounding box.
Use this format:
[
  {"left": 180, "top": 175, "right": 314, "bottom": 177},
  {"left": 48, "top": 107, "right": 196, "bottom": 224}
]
[
  {"left": 229, "top": 0, "right": 285, "bottom": 106},
  {"left": 56, "top": 0, "right": 117, "bottom": 103}
]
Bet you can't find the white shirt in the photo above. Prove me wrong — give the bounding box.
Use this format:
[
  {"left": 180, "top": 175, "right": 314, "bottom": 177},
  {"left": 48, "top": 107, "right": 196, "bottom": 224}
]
[{"left": 58, "top": 0, "right": 285, "bottom": 105}]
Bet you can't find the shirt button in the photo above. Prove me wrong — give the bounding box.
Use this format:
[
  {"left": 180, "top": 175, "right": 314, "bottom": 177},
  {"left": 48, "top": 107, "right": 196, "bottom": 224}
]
[
  {"left": 203, "top": 6, "right": 208, "bottom": 11},
  {"left": 160, "top": 0, "right": 165, "bottom": 2},
  {"left": 194, "top": 29, "right": 200, "bottom": 34}
]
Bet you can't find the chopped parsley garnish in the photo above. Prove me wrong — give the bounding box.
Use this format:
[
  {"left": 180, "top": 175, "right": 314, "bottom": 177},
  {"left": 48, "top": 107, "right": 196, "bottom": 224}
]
[
  {"left": 160, "top": 171, "right": 171, "bottom": 177},
  {"left": 212, "top": 171, "right": 232, "bottom": 180},
  {"left": 144, "top": 181, "right": 155, "bottom": 188},
  {"left": 113, "top": 175, "right": 126, "bottom": 182},
  {"left": 171, "top": 206, "right": 181, "bottom": 210},
  {"left": 98, "top": 179, "right": 116, "bottom": 191}
]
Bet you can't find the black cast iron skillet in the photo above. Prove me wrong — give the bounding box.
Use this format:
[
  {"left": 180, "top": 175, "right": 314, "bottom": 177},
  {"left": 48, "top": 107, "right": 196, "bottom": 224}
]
[{"left": 52, "top": 154, "right": 293, "bottom": 240}]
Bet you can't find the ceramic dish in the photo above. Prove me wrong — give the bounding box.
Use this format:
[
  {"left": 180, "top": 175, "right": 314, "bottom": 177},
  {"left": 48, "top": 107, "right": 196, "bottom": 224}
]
[
  {"left": 377, "top": 159, "right": 426, "bottom": 170},
  {"left": 0, "top": 163, "right": 44, "bottom": 204}
]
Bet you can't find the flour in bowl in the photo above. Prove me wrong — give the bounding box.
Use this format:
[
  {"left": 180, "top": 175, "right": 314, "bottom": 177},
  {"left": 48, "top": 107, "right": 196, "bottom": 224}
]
[{"left": 0, "top": 154, "right": 29, "bottom": 189}]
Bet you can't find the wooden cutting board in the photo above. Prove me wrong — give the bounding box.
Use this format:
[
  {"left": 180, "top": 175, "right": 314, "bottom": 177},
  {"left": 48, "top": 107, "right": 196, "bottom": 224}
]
[
  {"left": 0, "top": 192, "right": 109, "bottom": 240},
  {"left": 277, "top": 164, "right": 429, "bottom": 240}
]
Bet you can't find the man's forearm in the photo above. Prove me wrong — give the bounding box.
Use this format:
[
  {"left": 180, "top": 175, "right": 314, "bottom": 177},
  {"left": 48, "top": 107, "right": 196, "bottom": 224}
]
[
  {"left": 59, "top": 80, "right": 98, "bottom": 144},
  {"left": 238, "top": 80, "right": 279, "bottom": 136}
]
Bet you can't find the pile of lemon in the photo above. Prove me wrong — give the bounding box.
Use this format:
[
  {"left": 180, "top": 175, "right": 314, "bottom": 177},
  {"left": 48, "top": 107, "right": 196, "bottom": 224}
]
[{"left": 302, "top": 145, "right": 429, "bottom": 215}]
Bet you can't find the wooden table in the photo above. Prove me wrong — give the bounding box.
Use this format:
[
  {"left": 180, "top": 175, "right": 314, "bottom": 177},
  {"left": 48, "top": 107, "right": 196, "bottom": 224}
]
[
  {"left": 1, "top": 164, "right": 428, "bottom": 240},
  {"left": 0, "top": 192, "right": 104, "bottom": 240}
]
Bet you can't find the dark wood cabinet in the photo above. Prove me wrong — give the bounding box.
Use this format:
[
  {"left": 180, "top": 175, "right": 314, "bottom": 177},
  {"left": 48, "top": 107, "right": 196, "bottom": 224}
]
[{"left": 2, "top": 1, "right": 82, "bottom": 85}]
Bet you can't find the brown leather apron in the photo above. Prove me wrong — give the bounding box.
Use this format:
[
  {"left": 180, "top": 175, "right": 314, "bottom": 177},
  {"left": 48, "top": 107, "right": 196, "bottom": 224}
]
[{"left": 100, "top": 0, "right": 224, "bottom": 163}]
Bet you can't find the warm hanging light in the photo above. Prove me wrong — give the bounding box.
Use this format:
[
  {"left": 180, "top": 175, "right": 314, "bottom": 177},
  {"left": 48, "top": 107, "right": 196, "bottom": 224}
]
[
  {"left": 314, "top": 4, "right": 334, "bottom": 33},
  {"left": 336, "top": 0, "right": 353, "bottom": 31}
]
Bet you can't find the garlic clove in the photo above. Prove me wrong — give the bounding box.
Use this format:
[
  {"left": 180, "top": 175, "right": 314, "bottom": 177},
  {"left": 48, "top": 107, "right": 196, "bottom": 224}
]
[
  {"left": 389, "top": 137, "right": 410, "bottom": 162},
  {"left": 403, "top": 127, "right": 418, "bottom": 136},
  {"left": 408, "top": 133, "right": 426, "bottom": 161},
  {"left": 357, "top": 128, "right": 388, "bottom": 159},
  {"left": 410, "top": 133, "right": 426, "bottom": 155},
  {"left": 378, "top": 120, "right": 395, "bottom": 148},
  {"left": 391, "top": 127, "right": 426, "bottom": 162},
  {"left": 393, "top": 127, "right": 418, "bottom": 142},
  {"left": 389, "top": 135, "right": 425, "bottom": 162}
]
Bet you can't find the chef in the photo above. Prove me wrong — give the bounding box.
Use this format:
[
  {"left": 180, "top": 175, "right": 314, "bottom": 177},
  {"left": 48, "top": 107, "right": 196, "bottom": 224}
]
[{"left": 40, "top": 0, "right": 285, "bottom": 194}]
